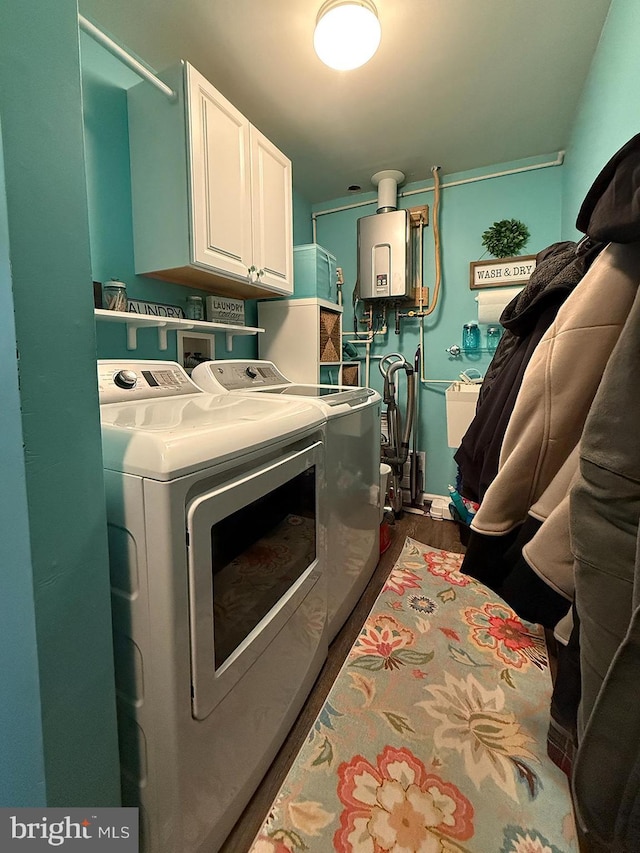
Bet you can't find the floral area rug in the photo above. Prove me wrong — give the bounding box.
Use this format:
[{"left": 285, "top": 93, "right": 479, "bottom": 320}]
[{"left": 249, "top": 537, "right": 577, "bottom": 853}]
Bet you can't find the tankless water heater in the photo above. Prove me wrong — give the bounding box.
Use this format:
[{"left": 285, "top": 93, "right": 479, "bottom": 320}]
[{"left": 357, "top": 208, "right": 413, "bottom": 300}]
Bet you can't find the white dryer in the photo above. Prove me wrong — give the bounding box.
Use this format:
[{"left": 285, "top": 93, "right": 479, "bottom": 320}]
[
  {"left": 192, "top": 359, "right": 381, "bottom": 641},
  {"left": 98, "top": 360, "right": 327, "bottom": 853}
]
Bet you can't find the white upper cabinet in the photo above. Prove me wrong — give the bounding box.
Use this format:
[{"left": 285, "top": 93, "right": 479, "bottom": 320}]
[
  {"left": 249, "top": 126, "right": 293, "bottom": 293},
  {"left": 186, "top": 65, "right": 253, "bottom": 284},
  {"left": 128, "top": 61, "right": 293, "bottom": 299}
]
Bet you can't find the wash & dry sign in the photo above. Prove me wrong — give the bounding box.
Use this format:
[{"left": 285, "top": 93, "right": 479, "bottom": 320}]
[
  {"left": 0, "top": 808, "right": 138, "bottom": 850},
  {"left": 469, "top": 254, "right": 537, "bottom": 289}
]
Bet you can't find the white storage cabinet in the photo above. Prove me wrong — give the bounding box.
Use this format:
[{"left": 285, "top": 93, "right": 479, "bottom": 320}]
[
  {"left": 258, "top": 298, "right": 349, "bottom": 385},
  {"left": 128, "top": 61, "right": 293, "bottom": 299}
]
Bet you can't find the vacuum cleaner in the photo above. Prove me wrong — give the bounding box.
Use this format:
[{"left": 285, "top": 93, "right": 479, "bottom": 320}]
[{"left": 380, "top": 353, "right": 416, "bottom": 516}]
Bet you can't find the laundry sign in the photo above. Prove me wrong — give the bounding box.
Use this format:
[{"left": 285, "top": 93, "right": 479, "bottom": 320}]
[
  {"left": 205, "top": 296, "right": 245, "bottom": 325},
  {"left": 469, "top": 255, "right": 537, "bottom": 290},
  {"left": 127, "top": 299, "right": 184, "bottom": 318}
]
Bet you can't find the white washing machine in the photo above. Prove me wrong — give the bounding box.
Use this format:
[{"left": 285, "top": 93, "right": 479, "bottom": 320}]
[
  {"left": 98, "top": 360, "right": 328, "bottom": 853},
  {"left": 192, "top": 359, "right": 381, "bottom": 641}
]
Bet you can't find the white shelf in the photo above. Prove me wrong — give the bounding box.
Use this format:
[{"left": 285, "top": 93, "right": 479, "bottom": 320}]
[{"left": 95, "top": 309, "right": 264, "bottom": 352}]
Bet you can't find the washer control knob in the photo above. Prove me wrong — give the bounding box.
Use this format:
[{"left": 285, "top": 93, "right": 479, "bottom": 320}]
[
  {"left": 245, "top": 366, "right": 258, "bottom": 379},
  {"left": 114, "top": 369, "right": 137, "bottom": 389}
]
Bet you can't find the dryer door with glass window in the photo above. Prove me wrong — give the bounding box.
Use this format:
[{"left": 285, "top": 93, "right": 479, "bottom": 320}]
[{"left": 187, "top": 439, "right": 323, "bottom": 720}]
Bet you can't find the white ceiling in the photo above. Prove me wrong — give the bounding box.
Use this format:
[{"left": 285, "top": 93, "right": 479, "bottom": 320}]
[{"left": 79, "top": 0, "right": 612, "bottom": 204}]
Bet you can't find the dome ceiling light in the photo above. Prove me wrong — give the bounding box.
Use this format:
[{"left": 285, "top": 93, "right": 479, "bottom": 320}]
[{"left": 313, "top": 0, "right": 381, "bottom": 71}]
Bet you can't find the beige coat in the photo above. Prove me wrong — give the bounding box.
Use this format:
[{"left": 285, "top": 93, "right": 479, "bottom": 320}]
[
  {"left": 521, "top": 446, "right": 580, "bottom": 603},
  {"left": 471, "top": 241, "right": 640, "bottom": 539}
]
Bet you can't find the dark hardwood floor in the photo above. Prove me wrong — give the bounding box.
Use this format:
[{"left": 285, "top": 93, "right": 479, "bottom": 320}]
[{"left": 220, "top": 512, "right": 465, "bottom": 853}]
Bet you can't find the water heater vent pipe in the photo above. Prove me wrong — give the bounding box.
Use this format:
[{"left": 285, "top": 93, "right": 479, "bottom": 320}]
[{"left": 371, "top": 169, "right": 405, "bottom": 213}]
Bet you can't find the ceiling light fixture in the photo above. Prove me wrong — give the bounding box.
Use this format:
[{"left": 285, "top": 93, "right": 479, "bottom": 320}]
[{"left": 314, "top": 0, "right": 381, "bottom": 71}]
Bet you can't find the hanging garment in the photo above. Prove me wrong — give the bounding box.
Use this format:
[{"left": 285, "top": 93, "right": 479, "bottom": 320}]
[
  {"left": 497, "top": 447, "right": 580, "bottom": 628},
  {"left": 461, "top": 133, "right": 640, "bottom": 624},
  {"left": 536, "top": 133, "right": 640, "bottom": 850},
  {"left": 455, "top": 238, "right": 602, "bottom": 504},
  {"left": 461, "top": 241, "right": 640, "bottom": 590},
  {"left": 570, "top": 261, "right": 640, "bottom": 852},
  {"left": 576, "top": 132, "right": 640, "bottom": 244},
  {"left": 547, "top": 604, "right": 582, "bottom": 779}
]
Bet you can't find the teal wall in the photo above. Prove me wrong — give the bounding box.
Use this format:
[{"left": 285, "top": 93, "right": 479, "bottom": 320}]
[
  {"left": 293, "top": 189, "right": 314, "bottom": 245},
  {"left": 561, "top": 0, "right": 640, "bottom": 238},
  {"left": 314, "top": 157, "right": 563, "bottom": 496},
  {"left": 0, "top": 123, "right": 47, "bottom": 807},
  {"left": 0, "top": 0, "right": 120, "bottom": 806}
]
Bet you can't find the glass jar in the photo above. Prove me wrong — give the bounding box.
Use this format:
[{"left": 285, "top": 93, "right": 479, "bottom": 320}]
[
  {"left": 462, "top": 322, "right": 480, "bottom": 352},
  {"left": 103, "top": 279, "right": 128, "bottom": 312},
  {"left": 186, "top": 295, "right": 204, "bottom": 321},
  {"left": 486, "top": 325, "right": 502, "bottom": 352}
]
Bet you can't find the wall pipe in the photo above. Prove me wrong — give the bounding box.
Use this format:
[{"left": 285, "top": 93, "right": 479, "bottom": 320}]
[
  {"left": 311, "top": 151, "right": 565, "bottom": 241},
  {"left": 78, "top": 15, "right": 177, "bottom": 102},
  {"left": 365, "top": 340, "right": 371, "bottom": 388}
]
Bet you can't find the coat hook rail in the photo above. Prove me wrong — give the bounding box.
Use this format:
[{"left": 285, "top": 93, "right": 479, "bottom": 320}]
[{"left": 78, "top": 15, "right": 177, "bottom": 102}]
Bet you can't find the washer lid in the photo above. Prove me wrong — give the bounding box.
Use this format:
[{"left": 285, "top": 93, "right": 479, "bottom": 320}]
[
  {"left": 251, "top": 384, "right": 376, "bottom": 406},
  {"left": 191, "top": 359, "right": 381, "bottom": 412},
  {"left": 100, "top": 393, "right": 324, "bottom": 479}
]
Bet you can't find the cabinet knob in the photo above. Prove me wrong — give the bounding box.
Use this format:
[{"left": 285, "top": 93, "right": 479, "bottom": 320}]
[{"left": 247, "top": 266, "right": 265, "bottom": 282}]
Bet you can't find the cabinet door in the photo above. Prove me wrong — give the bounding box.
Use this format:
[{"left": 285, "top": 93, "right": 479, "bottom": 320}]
[
  {"left": 186, "top": 65, "right": 253, "bottom": 281},
  {"left": 250, "top": 127, "right": 293, "bottom": 295}
]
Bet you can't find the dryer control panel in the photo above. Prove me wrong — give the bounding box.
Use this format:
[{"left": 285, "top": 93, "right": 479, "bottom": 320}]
[
  {"left": 197, "top": 360, "right": 286, "bottom": 391},
  {"left": 98, "top": 360, "right": 203, "bottom": 404}
]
